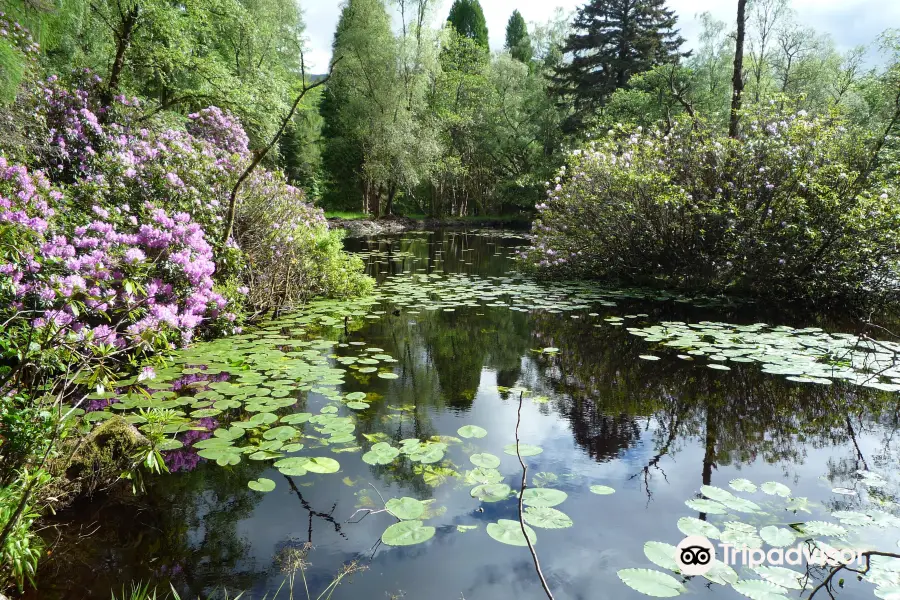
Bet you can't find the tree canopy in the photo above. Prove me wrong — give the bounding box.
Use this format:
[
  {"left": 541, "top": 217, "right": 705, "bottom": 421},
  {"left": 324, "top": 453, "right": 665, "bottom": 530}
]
[
  {"left": 550, "top": 0, "right": 686, "bottom": 131},
  {"left": 505, "top": 10, "right": 533, "bottom": 64},
  {"left": 447, "top": 0, "right": 489, "bottom": 50}
]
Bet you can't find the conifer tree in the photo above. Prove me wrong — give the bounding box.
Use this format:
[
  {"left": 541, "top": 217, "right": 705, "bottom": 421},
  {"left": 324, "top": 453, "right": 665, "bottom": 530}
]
[
  {"left": 447, "top": 0, "right": 489, "bottom": 50},
  {"left": 550, "top": 0, "right": 686, "bottom": 131},
  {"left": 505, "top": 10, "right": 533, "bottom": 64}
]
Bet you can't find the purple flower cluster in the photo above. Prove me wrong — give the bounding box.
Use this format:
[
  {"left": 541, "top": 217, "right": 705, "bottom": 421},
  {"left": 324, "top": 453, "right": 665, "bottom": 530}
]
[
  {"left": 164, "top": 417, "right": 219, "bottom": 473},
  {"left": 187, "top": 107, "right": 250, "bottom": 158},
  {"left": 0, "top": 12, "right": 39, "bottom": 56},
  {"left": 1, "top": 150, "right": 228, "bottom": 346}
]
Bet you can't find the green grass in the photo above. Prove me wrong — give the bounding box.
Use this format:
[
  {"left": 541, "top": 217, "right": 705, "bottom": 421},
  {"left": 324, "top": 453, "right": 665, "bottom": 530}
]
[{"left": 324, "top": 211, "right": 369, "bottom": 220}]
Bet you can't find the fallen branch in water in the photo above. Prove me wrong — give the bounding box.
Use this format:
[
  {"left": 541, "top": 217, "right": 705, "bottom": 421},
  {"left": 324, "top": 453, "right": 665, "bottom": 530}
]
[
  {"left": 515, "top": 391, "right": 555, "bottom": 600},
  {"left": 807, "top": 550, "right": 900, "bottom": 599}
]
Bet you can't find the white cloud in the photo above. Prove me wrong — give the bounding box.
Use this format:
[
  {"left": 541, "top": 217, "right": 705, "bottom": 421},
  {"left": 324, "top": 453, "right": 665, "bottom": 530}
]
[{"left": 302, "top": 0, "right": 898, "bottom": 71}]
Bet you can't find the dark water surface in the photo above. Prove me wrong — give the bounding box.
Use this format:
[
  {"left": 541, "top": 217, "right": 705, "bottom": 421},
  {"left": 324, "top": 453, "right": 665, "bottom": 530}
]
[{"left": 35, "top": 230, "right": 900, "bottom": 600}]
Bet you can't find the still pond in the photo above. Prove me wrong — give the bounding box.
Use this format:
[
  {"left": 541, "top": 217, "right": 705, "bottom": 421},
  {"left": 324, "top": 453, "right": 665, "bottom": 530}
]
[{"left": 34, "top": 230, "right": 900, "bottom": 600}]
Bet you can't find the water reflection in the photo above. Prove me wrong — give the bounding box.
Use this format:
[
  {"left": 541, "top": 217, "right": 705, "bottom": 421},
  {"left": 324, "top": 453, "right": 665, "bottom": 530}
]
[{"left": 33, "top": 230, "right": 900, "bottom": 600}]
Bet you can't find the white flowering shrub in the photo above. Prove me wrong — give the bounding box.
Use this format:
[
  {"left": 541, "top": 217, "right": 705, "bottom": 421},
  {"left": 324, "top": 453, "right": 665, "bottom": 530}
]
[{"left": 523, "top": 106, "right": 900, "bottom": 305}]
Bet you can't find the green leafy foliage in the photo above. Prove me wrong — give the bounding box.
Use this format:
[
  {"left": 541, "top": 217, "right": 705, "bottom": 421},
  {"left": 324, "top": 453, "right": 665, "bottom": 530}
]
[{"left": 525, "top": 105, "right": 900, "bottom": 307}]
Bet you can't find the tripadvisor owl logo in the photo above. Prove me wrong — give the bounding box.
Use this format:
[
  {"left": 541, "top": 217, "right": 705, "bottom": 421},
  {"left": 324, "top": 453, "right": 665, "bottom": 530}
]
[{"left": 676, "top": 536, "right": 716, "bottom": 575}]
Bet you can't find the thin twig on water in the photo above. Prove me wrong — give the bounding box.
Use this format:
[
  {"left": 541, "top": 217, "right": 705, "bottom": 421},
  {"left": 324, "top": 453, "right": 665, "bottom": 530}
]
[{"left": 515, "top": 391, "right": 555, "bottom": 600}]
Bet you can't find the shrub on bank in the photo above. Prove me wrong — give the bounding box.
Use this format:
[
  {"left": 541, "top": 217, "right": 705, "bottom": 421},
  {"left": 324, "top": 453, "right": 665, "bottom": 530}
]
[
  {"left": 1, "top": 74, "right": 371, "bottom": 369},
  {"left": 523, "top": 105, "right": 900, "bottom": 305}
]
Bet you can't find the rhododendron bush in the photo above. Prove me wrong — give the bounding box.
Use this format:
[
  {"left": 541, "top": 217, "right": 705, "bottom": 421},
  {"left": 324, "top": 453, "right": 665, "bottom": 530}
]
[
  {"left": 523, "top": 106, "right": 900, "bottom": 305},
  {"left": 0, "top": 74, "right": 371, "bottom": 388}
]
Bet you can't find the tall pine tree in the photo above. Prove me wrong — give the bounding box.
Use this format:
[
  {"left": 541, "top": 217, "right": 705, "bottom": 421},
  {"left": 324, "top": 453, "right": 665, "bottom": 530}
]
[
  {"left": 505, "top": 10, "right": 533, "bottom": 64},
  {"left": 550, "top": 0, "right": 686, "bottom": 131},
  {"left": 447, "top": 0, "right": 489, "bottom": 50}
]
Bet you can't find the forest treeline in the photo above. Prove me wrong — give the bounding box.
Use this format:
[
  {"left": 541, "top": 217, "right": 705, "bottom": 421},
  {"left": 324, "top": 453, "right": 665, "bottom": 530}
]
[{"left": 4, "top": 0, "right": 896, "bottom": 220}]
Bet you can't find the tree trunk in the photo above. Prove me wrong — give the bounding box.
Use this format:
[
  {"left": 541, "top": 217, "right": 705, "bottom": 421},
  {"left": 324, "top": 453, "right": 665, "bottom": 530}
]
[
  {"left": 106, "top": 6, "right": 139, "bottom": 105},
  {"left": 729, "top": 0, "right": 748, "bottom": 139},
  {"left": 385, "top": 183, "right": 397, "bottom": 217}
]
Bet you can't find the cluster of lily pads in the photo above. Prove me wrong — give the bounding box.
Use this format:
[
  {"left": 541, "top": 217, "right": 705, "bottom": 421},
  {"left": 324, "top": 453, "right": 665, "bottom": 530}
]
[
  {"left": 620, "top": 474, "right": 900, "bottom": 599},
  {"left": 367, "top": 423, "right": 618, "bottom": 549},
  {"left": 628, "top": 322, "right": 900, "bottom": 389}
]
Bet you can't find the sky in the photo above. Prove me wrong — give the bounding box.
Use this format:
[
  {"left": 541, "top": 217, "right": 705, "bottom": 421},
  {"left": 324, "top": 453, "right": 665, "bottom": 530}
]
[{"left": 302, "top": 0, "right": 900, "bottom": 72}]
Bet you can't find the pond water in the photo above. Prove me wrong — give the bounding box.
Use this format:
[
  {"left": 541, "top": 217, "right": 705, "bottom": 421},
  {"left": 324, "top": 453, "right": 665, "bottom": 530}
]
[{"left": 35, "top": 230, "right": 900, "bottom": 600}]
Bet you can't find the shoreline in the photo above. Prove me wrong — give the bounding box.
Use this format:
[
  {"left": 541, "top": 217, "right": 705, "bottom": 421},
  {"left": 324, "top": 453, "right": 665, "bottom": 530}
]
[{"left": 327, "top": 216, "right": 532, "bottom": 237}]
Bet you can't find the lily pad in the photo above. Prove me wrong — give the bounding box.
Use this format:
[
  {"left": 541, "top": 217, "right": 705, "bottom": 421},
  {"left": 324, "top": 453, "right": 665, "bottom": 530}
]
[
  {"left": 362, "top": 442, "right": 400, "bottom": 465},
  {"left": 470, "top": 483, "right": 512, "bottom": 502},
  {"left": 522, "top": 488, "right": 567, "bottom": 508},
  {"left": 386, "top": 497, "right": 426, "bottom": 520},
  {"left": 643, "top": 541, "right": 679, "bottom": 572},
  {"left": 761, "top": 481, "right": 791, "bottom": 497},
  {"left": 589, "top": 485, "right": 616, "bottom": 495},
  {"left": 457, "top": 425, "right": 487, "bottom": 439},
  {"left": 486, "top": 519, "right": 537, "bottom": 547},
  {"left": 685, "top": 498, "right": 727, "bottom": 514},
  {"left": 523, "top": 506, "right": 573, "bottom": 529},
  {"left": 470, "top": 453, "right": 501, "bottom": 469},
  {"left": 248, "top": 478, "right": 276, "bottom": 493},
  {"left": 381, "top": 520, "right": 435, "bottom": 546},
  {"left": 677, "top": 516, "right": 721, "bottom": 539},
  {"left": 503, "top": 443, "right": 543, "bottom": 457},
  {"left": 759, "top": 526, "right": 796, "bottom": 547},
  {"left": 730, "top": 478, "right": 758, "bottom": 493},
  {"left": 753, "top": 566, "right": 804, "bottom": 590},
  {"left": 617, "top": 569, "right": 686, "bottom": 598},
  {"left": 280, "top": 412, "right": 312, "bottom": 425}
]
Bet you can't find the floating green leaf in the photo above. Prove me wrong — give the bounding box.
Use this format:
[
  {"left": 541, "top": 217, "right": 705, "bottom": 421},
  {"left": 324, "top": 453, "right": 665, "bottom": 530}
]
[
  {"left": 753, "top": 566, "right": 804, "bottom": 590},
  {"left": 248, "top": 478, "right": 276, "bottom": 493},
  {"left": 677, "top": 516, "right": 721, "bottom": 539},
  {"left": 386, "top": 497, "right": 426, "bottom": 520},
  {"left": 685, "top": 499, "right": 727, "bottom": 514},
  {"left": 730, "top": 478, "right": 758, "bottom": 493},
  {"left": 487, "top": 520, "right": 537, "bottom": 547},
  {"left": 362, "top": 442, "right": 400, "bottom": 465},
  {"left": 759, "top": 526, "right": 796, "bottom": 547},
  {"left": 470, "top": 453, "right": 501, "bottom": 469},
  {"left": 522, "top": 488, "right": 567, "bottom": 508},
  {"left": 721, "top": 525, "right": 763, "bottom": 549},
  {"left": 465, "top": 467, "right": 503, "bottom": 485},
  {"left": 503, "top": 443, "right": 542, "bottom": 457},
  {"left": 617, "top": 569, "right": 686, "bottom": 597},
  {"left": 457, "top": 425, "right": 487, "bottom": 439},
  {"left": 589, "top": 485, "right": 615, "bottom": 495},
  {"left": 523, "top": 506, "right": 573, "bottom": 529},
  {"left": 381, "top": 520, "right": 435, "bottom": 546},
  {"left": 800, "top": 521, "right": 847, "bottom": 537},
  {"left": 280, "top": 412, "right": 312, "bottom": 425},
  {"left": 263, "top": 426, "right": 300, "bottom": 441},
  {"left": 470, "top": 483, "right": 511, "bottom": 502},
  {"left": 761, "top": 482, "right": 791, "bottom": 497},
  {"left": 703, "top": 560, "right": 739, "bottom": 586},
  {"left": 643, "top": 542, "right": 679, "bottom": 572}
]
